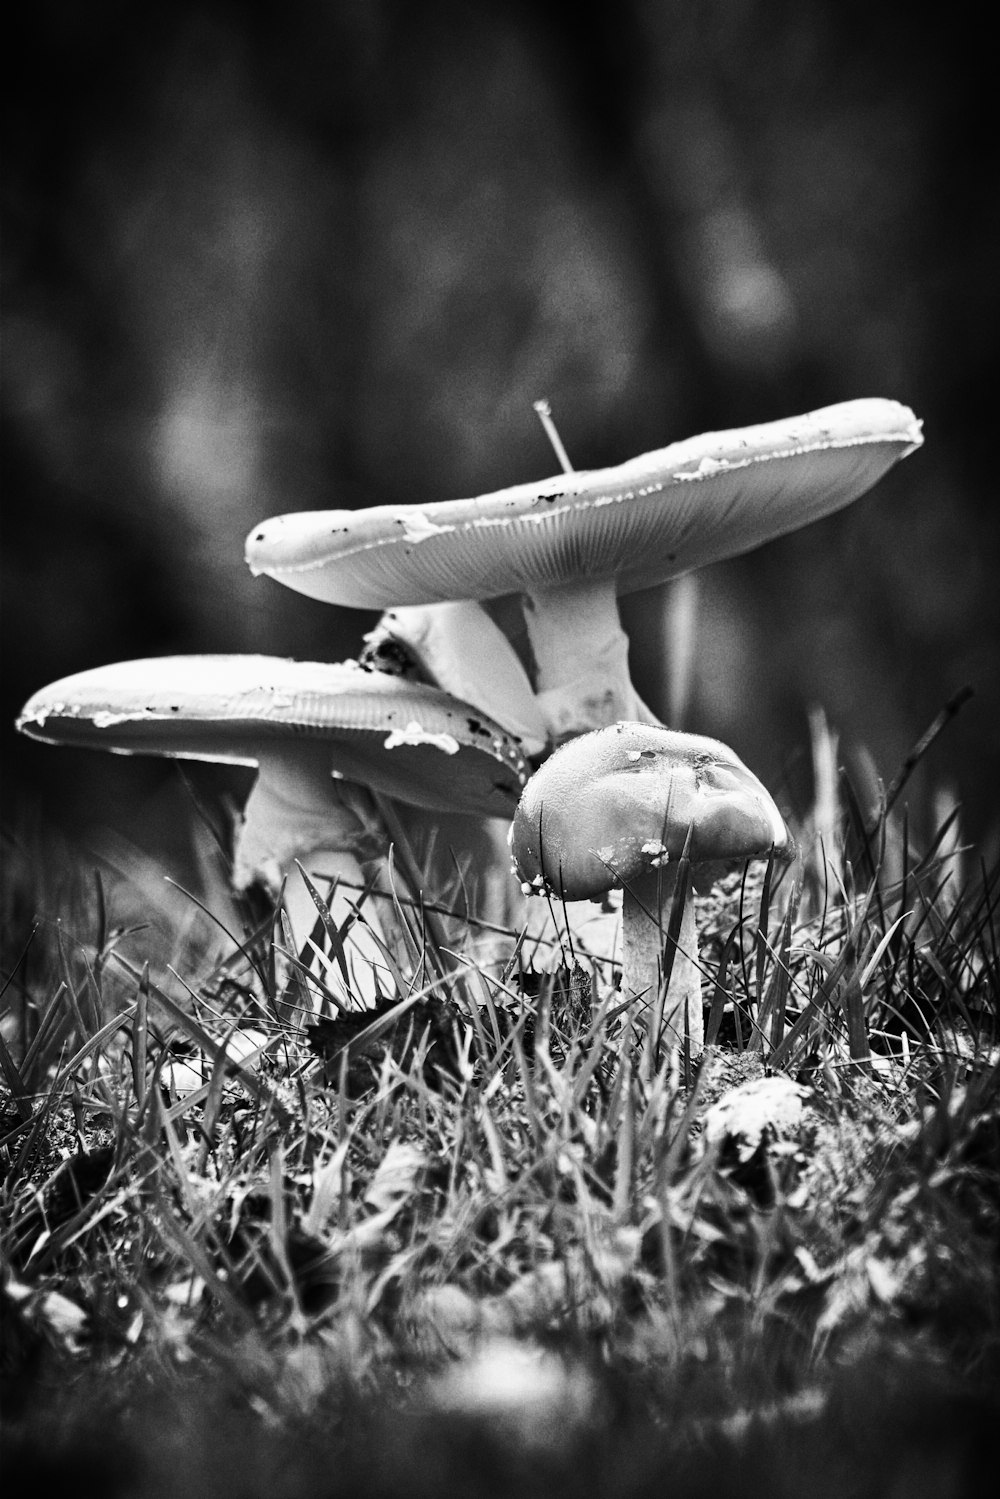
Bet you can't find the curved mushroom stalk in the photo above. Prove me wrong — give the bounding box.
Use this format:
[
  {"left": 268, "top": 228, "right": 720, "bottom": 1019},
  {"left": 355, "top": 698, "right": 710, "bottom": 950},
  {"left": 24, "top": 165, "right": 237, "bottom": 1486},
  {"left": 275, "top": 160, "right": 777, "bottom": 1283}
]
[
  {"left": 363, "top": 600, "right": 548, "bottom": 757},
  {"left": 622, "top": 865, "right": 701, "bottom": 1053}
]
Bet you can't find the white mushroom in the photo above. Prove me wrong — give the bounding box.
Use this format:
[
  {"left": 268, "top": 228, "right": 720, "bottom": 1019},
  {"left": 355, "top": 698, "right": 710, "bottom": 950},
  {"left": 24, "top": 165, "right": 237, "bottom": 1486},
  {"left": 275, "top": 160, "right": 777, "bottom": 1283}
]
[
  {"left": 509, "top": 722, "right": 791, "bottom": 1053},
  {"left": 245, "top": 398, "right": 922, "bottom": 745},
  {"left": 17, "top": 654, "right": 528, "bottom": 1007}
]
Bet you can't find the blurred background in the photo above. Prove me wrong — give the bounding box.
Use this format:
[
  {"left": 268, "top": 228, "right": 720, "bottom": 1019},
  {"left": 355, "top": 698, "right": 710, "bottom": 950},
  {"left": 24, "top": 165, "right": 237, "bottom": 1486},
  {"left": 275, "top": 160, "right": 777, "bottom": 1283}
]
[{"left": 3, "top": 0, "right": 997, "bottom": 898}]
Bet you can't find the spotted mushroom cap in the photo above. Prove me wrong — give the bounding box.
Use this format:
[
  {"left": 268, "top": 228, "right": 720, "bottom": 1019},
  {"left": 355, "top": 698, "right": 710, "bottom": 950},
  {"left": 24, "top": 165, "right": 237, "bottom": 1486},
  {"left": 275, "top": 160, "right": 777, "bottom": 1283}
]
[
  {"left": 17, "top": 654, "right": 528, "bottom": 817},
  {"left": 509, "top": 721, "right": 789, "bottom": 901},
  {"left": 245, "top": 399, "right": 922, "bottom": 608}
]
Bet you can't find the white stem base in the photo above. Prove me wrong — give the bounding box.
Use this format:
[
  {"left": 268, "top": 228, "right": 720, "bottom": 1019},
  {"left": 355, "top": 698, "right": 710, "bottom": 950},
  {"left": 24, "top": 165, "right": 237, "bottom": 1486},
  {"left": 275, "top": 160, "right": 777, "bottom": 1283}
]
[
  {"left": 622, "top": 866, "right": 703, "bottom": 1054},
  {"left": 523, "top": 579, "right": 650, "bottom": 742},
  {"left": 284, "top": 849, "right": 396, "bottom": 1011},
  {"left": 233, "top": 747, "right": 379, "bottom": 892},
  {"left": 233, "top": 749, "right": 394, "bottom": 1010}
]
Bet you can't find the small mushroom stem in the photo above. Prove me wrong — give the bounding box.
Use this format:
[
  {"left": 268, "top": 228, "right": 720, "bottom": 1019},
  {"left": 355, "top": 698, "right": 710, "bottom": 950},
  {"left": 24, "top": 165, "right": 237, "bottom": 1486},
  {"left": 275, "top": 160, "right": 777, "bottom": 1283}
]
[
  {"left": 523, "top": 579, "right": 658, "bottom": 743},
  {"left": 621, "top": 865, "right": 703, "bottom": 1054}
]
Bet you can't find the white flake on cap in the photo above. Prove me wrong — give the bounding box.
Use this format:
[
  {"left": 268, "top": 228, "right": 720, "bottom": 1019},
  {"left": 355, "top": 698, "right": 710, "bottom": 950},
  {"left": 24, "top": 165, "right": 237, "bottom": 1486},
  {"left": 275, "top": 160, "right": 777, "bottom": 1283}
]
[
  {"left": 384, "top": 720, "right": 460, "bottom": 755},
  {"left": 91, "top": 709, "right": 147, "bottom": 729},
  {"left": 400, "top": 510, "right": 453, "bottom": 543}
]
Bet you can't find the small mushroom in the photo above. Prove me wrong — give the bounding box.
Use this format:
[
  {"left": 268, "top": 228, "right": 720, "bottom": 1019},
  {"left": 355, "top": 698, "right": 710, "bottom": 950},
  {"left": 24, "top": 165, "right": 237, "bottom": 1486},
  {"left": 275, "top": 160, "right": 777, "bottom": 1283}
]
[
  {"left": 17, "top": 654, "right": 527, "bottom": 1003},
  {"left": 508, "top": 722, "right": 791, "bottom": 1052},
  {"left": 245, "top": 398, "right": 922, "bottom": 744}
]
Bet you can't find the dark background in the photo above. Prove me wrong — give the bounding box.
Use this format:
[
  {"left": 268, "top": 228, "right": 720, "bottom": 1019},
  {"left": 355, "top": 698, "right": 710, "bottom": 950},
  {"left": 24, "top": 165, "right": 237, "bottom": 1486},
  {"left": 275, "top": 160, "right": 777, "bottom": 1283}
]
[{"left": 3, "top": 0, "right": 997, "bottom": 885}]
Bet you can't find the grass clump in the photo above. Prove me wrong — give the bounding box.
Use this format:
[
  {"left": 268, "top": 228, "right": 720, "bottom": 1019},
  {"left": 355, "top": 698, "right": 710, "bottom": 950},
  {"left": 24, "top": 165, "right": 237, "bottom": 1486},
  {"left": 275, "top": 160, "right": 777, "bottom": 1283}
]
[{"left": 2, "top": 716, "right": 999, "bottom": 1497}]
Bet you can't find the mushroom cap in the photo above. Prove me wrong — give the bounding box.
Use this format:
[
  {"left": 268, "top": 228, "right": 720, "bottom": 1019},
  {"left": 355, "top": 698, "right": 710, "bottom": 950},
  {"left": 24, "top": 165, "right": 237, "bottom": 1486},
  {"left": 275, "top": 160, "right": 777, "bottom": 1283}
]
[
  {"left": 245, "top": 399, "right": 922, "bottom": 608},
  {"left": 509, "top": 722, "right": 789, "bottom": 901},
  {"left": 17, "top": 654, "right": 527, "bottom": 817}
]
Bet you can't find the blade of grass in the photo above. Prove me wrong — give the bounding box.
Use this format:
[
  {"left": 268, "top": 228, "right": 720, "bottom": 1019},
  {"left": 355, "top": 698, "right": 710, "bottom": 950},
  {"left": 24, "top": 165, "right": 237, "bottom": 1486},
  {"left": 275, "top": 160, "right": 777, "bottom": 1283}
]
[
  {"left": 879, "top": 685, "right": 974, "bottom": 825},
  {"left": 163, "top": 876, "right": 269, "bottom": 991},
  {"left": 754, "top": 848, "right": 778, "bottom": 1011},
  {"left": 110, "top": 952, "right": 280, "bottom": 1113},
  {"left": 277, "top": 912, "right": 323, "bottom": 1019},
  {"left": 295, "top": 861, "right": 355, "bottom": 996},
  {"left": 767, "top": 881, "right": 801, "bottom": 1054},
  {"left": 704, "top": 926, "right": 737, "bottom": 1047},
  {"left": 0, "top": 1029, "right": 32, "bottom": 1119},
  {"left": 371, "top": 793, "right": 450, "bottom": 967},
  {"left": 646, "top": 846, "right": 692, "bottom": 1077},
  {"left": 131, "top": 963, "right": 150, "bottom": 1111}
]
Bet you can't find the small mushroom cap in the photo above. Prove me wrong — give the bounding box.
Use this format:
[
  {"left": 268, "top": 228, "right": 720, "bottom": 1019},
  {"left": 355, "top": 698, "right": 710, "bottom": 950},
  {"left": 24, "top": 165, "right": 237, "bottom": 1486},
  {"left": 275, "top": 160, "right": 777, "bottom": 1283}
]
[
  {"left": 510, "top": 722, "right": 789, "bottom": 901},
  {"left": 17, "top": 654, "right": 527, "bottom": 817},
  {"left": 245, "top": 398, "right": 922, "bottom": 608}
]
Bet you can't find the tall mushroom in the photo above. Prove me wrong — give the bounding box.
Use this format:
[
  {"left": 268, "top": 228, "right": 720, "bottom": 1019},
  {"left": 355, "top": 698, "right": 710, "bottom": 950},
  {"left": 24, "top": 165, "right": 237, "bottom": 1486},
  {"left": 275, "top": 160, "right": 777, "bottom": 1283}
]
[
  {"left": 17, "top": 654, "right": 527, "bottom": 1005},
  {"left": 508, "top": 722, "right": 791, "bottom": 1052},
  {"left": 245, "top": 398, "right": 922, "bottom": 745}
]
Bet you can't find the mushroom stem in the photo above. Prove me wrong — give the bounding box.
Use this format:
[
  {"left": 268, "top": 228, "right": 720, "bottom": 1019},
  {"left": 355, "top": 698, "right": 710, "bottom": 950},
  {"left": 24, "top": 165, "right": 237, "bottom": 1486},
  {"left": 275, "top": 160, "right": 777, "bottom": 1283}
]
[
  {"left": 283, "top": 848, "right": 396, "bottom": 1007},
  {"left": 523, "top": 579, "right": 654, "bottom": 743},
  {"left": 233, "top": 747, "right": 379, "bottom": 893},
  {"left": 622, "top": 865, "right": 703, "bottom": 1055},
  {"left": 233, "top": 747, "right": 396, "bottom": 1007}
]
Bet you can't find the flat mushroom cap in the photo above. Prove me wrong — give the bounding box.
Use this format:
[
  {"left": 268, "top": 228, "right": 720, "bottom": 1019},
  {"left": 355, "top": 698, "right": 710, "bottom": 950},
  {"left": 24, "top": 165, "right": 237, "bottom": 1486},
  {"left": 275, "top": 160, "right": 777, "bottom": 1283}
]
[
  {"left": 245, "top": 399, "right": 922, "bottom": 608},
  {"left": 510, "top": 722, "right": 789, "bottom": 901},
  {"left": 17, "top": 654, "right": 527, "bottom": 818}
]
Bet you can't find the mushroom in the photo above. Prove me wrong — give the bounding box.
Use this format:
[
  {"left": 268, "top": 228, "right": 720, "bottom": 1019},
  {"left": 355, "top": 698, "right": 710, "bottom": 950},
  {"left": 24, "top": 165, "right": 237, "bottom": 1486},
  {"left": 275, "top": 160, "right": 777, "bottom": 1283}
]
[
  {"left": 17, "top": 654, "right": 527, "bottom": 1005},
  {"left": 508, "top": 722, "right": 791, "bottom": 1053},
  {"left": 245, "top": 398, "right": 922, "bottom": 745}
]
